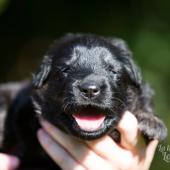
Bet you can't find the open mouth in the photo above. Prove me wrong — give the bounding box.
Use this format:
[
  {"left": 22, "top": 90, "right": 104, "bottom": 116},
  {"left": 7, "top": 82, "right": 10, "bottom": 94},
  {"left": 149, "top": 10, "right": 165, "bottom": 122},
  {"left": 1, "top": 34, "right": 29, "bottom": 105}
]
[{"left": 72, "top": 107, "right": 106, "bottom": 132}]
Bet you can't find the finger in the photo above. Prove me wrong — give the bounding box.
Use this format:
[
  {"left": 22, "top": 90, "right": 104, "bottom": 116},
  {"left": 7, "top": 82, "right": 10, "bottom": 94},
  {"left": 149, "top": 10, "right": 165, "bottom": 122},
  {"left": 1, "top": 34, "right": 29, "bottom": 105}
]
[
  {"left": 86, "top": 135, "right": 133, "bottom": 165},
  {"left": 0, "top": 153, "right": 20, "bottom": 170},
  {"left": 117, "top": 111, "right": 139, "bottom": 151},
  {"left": 37, "top": 129, "right": 86, "bottom": 170},
  {"left": 144, "top": 140, "right": 158, "bottom": 168},
  {"left": 40, "top": 120, "right": 113, "bottom": 170},
  {"left": 41, "top": 120, "right": 127, "bottom": 157},
  {"left": 40, "top": 120, "right": 88, "bottom": 159}
]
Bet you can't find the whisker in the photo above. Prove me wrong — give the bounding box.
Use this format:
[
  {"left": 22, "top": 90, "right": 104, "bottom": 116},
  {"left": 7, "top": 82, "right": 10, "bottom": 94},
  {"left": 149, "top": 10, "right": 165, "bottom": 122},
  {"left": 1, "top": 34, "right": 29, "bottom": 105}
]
[{"left": 62, "top": 96, "right": 76, "bottom": 113}]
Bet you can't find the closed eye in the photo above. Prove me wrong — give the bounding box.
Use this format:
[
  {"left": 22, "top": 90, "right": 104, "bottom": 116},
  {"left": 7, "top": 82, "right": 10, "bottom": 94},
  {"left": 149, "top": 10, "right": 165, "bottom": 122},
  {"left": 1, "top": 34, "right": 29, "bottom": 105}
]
[
  {"left": 57, "top": 65, "right": 70, "bottom": 74},
  {"left": 62, "top": 66, "right": 70, "bottom": 73},
  {"left": 106, "top": 65, "right": 117, "bottom": 74}
]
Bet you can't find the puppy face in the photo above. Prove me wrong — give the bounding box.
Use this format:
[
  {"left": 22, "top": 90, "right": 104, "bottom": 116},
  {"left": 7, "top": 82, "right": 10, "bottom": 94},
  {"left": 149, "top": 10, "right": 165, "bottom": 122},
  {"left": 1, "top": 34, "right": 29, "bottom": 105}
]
[{"left": 32, "top": 34, "right": 141, "bottom": 140}]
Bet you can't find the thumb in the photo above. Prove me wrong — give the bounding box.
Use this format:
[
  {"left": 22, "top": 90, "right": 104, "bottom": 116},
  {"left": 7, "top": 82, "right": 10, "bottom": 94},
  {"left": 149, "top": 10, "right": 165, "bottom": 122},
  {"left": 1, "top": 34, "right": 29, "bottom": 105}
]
[{"left": 0, "top": 153, "right": 20, "bottom": 170}]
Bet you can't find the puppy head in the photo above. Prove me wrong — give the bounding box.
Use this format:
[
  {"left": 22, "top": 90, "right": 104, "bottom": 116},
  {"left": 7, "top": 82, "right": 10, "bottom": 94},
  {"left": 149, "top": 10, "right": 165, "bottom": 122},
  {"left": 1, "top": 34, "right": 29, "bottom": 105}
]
[{"left": 32, "top": 34, "right": 142, "bottom": 140}]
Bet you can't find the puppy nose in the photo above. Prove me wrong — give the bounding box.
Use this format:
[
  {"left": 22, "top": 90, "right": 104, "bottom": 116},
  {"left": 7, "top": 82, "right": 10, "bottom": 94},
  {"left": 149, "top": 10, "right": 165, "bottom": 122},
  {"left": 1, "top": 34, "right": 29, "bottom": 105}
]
[{"left": 79, "top": 82, "right": 100, "bottom": 98}]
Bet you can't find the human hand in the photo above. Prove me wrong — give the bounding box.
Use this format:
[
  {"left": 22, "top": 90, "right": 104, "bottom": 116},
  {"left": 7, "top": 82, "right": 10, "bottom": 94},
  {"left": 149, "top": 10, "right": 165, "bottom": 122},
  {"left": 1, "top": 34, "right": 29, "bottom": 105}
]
[
  {"left": 0, "top": 153, "right": 19, "bottom": 170},
  {"left": 37, "top": 111, "right": 158, "bottom": 170}
]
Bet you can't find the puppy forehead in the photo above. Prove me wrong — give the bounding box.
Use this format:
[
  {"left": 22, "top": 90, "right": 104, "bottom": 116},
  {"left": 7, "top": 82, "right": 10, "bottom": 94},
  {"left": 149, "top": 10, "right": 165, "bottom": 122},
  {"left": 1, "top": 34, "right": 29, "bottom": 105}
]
[{"left": 66, "top": 45, "right": 114, "bottom": 65}]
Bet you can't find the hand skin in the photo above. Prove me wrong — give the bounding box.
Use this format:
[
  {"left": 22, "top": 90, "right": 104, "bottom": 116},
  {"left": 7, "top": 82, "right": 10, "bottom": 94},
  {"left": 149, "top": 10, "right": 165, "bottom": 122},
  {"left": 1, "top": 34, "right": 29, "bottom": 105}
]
[
  {"left": 0, "top": 111, "right": 158, "bottom": 170},
  {"left": 37, "top": 111, "right": 158, "bottom": 170},
  {"left": 0, "top": 153, "right": 20, "bottom": 170}
]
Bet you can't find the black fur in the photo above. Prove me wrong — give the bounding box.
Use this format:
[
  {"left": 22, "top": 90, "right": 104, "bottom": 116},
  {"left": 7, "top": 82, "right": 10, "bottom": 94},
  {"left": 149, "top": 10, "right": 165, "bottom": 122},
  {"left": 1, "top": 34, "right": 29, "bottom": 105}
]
[{"left": 1, "top": 34, "right": 167, "bottom": 169}]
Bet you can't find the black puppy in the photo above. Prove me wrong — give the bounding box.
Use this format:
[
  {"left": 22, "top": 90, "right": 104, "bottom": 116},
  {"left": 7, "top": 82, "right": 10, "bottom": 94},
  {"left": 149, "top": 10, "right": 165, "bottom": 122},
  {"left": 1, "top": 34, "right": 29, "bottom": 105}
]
[{"left": 1, "top": 34, "right": 167, "bottom": 169}]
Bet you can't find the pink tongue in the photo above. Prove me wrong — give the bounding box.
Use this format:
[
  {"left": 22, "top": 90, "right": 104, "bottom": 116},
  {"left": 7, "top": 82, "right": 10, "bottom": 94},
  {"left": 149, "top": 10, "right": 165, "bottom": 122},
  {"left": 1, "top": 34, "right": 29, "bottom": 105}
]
[{"left": 73, "top": 113, "right": 105, "bottom": 131}]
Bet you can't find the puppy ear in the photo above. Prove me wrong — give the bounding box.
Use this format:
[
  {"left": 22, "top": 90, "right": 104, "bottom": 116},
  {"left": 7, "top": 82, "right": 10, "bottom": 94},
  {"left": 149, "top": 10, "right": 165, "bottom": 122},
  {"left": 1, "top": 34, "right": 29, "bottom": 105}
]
[
  {"left": 109, "top": 38, "right": 142, "bottom": 85},
  {"left": 123, "top": 57, "right": 142, "bottom": 85},
  {"left": 109, "top": 38, "right": 130, "bottom": 54},
  {"left": 32, "top": 55, "right": 52, "bottom": 88}
]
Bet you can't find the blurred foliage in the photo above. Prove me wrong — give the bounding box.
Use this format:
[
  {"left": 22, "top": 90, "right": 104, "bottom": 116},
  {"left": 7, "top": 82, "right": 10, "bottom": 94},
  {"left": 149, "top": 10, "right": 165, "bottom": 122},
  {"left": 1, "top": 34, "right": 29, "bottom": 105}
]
[
  {"left": 0, "top": 0, "right": 9, "bottom": 14},
  {"left": 0, "top": 0, "right": 169, "bottom": 169}
]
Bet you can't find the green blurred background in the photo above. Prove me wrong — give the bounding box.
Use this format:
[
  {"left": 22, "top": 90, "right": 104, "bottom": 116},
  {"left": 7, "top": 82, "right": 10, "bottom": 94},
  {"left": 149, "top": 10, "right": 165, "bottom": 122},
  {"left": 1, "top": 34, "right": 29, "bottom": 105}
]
[{"left": 0, "top": 0, "right": 169, "bottom": 169}]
